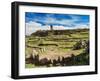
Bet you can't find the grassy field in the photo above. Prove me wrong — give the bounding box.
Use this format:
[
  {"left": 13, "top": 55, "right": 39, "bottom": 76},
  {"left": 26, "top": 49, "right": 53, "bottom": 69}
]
[{"left": 25, "top": 29, "right": 89, "bottom": 68}]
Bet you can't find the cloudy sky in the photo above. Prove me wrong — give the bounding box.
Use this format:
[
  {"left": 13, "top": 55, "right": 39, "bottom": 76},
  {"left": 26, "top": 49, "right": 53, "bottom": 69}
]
[{"left": 25, "top": 12, "right": 90, "bottom": 35}]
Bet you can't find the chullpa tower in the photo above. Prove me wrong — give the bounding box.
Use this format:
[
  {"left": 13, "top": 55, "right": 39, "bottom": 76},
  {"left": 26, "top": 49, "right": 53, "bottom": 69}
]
[
  {"left": 50, "top": 25, "right": 53, "bottom": 31},
  {"left": 49, "top": 25, "right": 53, "bottom": 35}
]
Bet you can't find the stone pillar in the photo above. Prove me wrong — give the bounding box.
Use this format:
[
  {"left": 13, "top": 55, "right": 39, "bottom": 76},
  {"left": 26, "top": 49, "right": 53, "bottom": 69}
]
[{"left": 50, "top": 25, "right": 53, "bottom": 31}]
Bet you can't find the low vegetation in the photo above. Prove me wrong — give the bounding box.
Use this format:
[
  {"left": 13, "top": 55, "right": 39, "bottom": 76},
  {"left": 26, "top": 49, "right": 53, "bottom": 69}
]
[{"left": 25, "top": 29, "right": 89, "bottom": 68}]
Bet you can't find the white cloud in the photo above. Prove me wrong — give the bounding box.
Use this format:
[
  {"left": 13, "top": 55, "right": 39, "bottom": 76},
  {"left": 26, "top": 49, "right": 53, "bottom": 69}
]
[
  {"left": 25, "top": 21, "right": 50, "bottom": 35},
  {"left": 52, "top": 25, "right": 68, "bottom": 30},
  {"left": 43, "top": 16, "right": 74, "bottom": 26},
  {"left": 26, "top": 21, "right": 89, "bottom": 36},
  {"left": 52, "top": 24, "right": 89, "bottom": 30},
  {"left": 74, "top": 24, "right": 89, "bottom": 29},
  {"left": 42, "top": 14, "right": 83, "bottom": 26}
]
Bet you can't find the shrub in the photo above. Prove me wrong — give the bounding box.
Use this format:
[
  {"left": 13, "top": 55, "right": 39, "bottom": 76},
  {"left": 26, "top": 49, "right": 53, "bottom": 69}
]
[{"left": 73, "top": 40, "right": 82, "bottom": 50}]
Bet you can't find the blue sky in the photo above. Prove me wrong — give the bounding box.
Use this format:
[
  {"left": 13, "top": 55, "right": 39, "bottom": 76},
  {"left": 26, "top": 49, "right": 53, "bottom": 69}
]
[{"left": 25, "top": 12, "right": 89, "bottom": 35}]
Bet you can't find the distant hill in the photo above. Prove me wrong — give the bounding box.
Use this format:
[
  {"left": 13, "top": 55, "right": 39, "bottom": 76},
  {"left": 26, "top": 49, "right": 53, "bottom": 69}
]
[{"left": 31, "top": 28, "right": 89, "bottom": 37}]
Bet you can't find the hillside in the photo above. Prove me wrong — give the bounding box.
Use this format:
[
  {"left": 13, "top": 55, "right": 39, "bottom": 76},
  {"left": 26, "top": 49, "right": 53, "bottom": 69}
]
[{"left": 25, "top": 28, "right": 89, "bottom": 68}]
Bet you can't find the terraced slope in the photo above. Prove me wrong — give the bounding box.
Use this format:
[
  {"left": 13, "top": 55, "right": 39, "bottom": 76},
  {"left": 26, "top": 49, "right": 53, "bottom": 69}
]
[{"left": 25, "top": 29, "right": 89, "bottom": 68}]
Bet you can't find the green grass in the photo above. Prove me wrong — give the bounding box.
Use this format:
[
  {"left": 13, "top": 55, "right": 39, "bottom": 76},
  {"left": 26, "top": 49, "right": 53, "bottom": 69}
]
[
  {"left": 25, "top": 47, "right": 33, "bottom": 56},
  {"left": 25, "top": 29, "right": 89, "bottom": 68},
  {"left": 25, "top": 64, "right": 35, "bottom": 68},
  {"left": 71, "top": 33, "right": 89, "bottom": 38}
]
